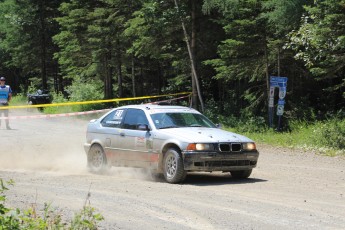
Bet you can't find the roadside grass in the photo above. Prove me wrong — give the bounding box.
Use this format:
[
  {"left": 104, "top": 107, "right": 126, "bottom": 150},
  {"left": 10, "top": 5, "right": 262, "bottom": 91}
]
[
  {"left": 0, "top": 179, "right": 103, "bottom": 230},
  {"left": 228, "top": 119, "right": 345, "bottom": 156},
  {"left": 10, "top": 93, "right": 27, "bottom": 106}
]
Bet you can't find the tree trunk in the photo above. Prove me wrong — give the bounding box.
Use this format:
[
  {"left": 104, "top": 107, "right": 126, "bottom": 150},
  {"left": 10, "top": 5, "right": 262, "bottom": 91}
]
[
  {"left": 39, "top": 0, "right": 47, "bottom": 90},
  {"left": 116, "top": 39, "right": 123, "bottom": 98},
  {"left": 265, "top": 39, "right": 272, "bottom": 127},
  {"left": 174, "top": 0, "right": 204, "bottom": 112},
  {"left": 157, "top": 61, "right": 162, "bottom": 94},
  {"left": 191, "top": 0, "right": 198, "bottom": 109},
  {"left": 106, "top": 48, "right": 113, "bottom": 99},
  {"left": 132, "top": 55, "right": 136, "bottom": 97}
]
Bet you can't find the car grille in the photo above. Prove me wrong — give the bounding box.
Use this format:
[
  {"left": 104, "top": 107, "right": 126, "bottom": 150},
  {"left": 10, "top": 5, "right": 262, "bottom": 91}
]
[
  {"left": 194, "top": 160, "right": 257, "bottom": 167},
  {"left": 218, "top": 143, "right": 242, "bottom": 152}
]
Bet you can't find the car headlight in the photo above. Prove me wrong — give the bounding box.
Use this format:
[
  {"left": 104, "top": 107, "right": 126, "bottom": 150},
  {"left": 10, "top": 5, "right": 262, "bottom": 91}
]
[
  {"left": 186, "top": 143, "right": 213, "bottom": 151},
  {"left": 242, "top": 142, "right": 256, "bottom": 151}
]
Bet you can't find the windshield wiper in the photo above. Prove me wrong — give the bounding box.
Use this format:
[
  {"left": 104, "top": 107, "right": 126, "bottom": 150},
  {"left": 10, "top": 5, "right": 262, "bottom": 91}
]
[
  {"left": 188, "top": 124, "right": 203, "bottom": 127},
  {"left": 159, "top": 125, "right": 180, "bottom": 129}
]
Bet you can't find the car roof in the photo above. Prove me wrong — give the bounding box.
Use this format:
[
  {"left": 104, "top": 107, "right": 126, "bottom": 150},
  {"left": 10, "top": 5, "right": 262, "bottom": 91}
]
[{"left": 115, "top": 104, "right": 200, "bottom": 114}]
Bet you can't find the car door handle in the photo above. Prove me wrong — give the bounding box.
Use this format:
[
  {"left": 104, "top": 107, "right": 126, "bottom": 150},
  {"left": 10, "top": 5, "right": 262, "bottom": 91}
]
[{"left": 120, "top": 133, "right": 125, "bottom": 137}]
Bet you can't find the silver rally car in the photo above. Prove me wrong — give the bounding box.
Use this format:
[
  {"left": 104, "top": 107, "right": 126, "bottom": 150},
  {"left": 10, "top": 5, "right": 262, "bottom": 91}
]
[{"left": 84, "top": 104, "right": 259, "bottom": 183}]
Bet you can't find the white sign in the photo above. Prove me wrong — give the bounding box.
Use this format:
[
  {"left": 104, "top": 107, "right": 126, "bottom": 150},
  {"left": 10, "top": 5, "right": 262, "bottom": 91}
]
[
  {"left": 269, "top": 98, "right": 274, "bottom": 107},
  {"left": 279, "top": 87, "right": 286, "bottom": 99},
  {"left": 270, "top": 87, "right": 275, "bottom": 97},
  {"left": 277, "top": 105, "right": 284, "bottom": 116}
]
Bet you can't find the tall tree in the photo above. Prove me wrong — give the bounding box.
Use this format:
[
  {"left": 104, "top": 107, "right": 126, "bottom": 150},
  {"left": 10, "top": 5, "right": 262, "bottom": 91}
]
[
  {"left": 0, "top": 0, "right": 61, "bottom": 91},
  {"left": 202, "top": 0, "right": 312, "bottom": 120},
  {"left": 288, "top": 0, "right": 345, "bottom": 111},
  {"left": 202, "top": 0, "right": 268, "bottom": 116},
  {"left": 124, "top": 0, "right": 190, "bottom": 96},
  {"left": 54, "top": 0, "right": 141, "bottom": 99}
]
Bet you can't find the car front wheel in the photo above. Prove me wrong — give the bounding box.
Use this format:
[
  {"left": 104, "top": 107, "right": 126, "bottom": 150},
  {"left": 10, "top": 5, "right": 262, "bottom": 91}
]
[
  {"left": 230, "top": 169, "right": 252, "bottom": 179},
  {"left": 88, "top": 144, "right": 110, "bottom": 174},
  {"left": 163, "top": 148, "right": 186, "bottom": 184}
]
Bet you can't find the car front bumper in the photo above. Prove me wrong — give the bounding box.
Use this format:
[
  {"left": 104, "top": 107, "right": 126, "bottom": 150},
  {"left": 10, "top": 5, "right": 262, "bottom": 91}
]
[{"left": 182, "top": 150, "right": 259, "bottom": 171}]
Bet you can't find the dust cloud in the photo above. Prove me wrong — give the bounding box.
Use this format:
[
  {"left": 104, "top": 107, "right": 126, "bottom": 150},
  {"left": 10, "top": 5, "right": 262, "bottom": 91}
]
[
  {"left": 0, "top": 134, "right": 87, "bottom": 175},
  {"left": 0, "top": 109, "right": 154, "bottom": 180},
  {"left": 0, "top": 110, "right": 91, "bottom": 175}
]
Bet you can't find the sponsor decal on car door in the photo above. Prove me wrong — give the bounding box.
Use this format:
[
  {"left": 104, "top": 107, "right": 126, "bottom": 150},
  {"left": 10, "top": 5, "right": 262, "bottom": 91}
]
[{"left": 120, "top": 109, "right": 152, "bottom": 167}]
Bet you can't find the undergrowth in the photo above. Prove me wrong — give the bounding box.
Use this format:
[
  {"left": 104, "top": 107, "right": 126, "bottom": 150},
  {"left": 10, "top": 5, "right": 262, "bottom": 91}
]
[
  {"left": 227, "top": 117, "right": 345, "bottom": 156},
  {"left": 0, "top": 179, "right": 103, "bottom": 230}
]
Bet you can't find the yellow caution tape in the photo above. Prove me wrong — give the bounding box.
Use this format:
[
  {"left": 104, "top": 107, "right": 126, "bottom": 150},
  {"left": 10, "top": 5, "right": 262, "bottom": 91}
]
[{"left": 1, "top": 92, "right": 191, "bottom": 110}]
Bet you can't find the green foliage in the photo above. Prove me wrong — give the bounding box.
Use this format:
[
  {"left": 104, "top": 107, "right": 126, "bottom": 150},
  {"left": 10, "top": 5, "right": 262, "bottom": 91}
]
[
  {"left": 43, "top": 92, "right": 71, "bottom": 114},
  {"left": 66, "top": 77, "right": 102, "bottom": 102},
  {"left": 66, "top": 76, "right": 104, "bottom": 111},
  {"left": 0, "top": 0, "right": 344, "bottom": 124},
  {"left": 70, "top": 206, "right": 104, "bottom": 230},
  {"left": 313, "top": 118, "right": 345, "bottom": 150},
  {"left": 0, "top": 179, "right": 104, "bottom": 230},
  {"left": 0, "top": 0, "right": 61, "bottom": 90},
  {"left": 0, "top": 179, "right": 19, "bottom": 229},
  {"left": 43, "top": 78, "right": 104, "bottom": 114},
  {"left": 53, "top": 0, "right": 99, "bottom": 80},
  {"left": 227, "top": 117, "right": 345, "bottom": 155},
  {"left": 10, "top": 94, "right": 27, "bottom": 106},
  {"left": 287, "top": 0, "right": 345, "bottom": 110},
  {"left": 261, "top": 0, "right": 308, "bottom": 36},
  {"left": 202, "top": 1, "right": 271, "bottom": 116}
]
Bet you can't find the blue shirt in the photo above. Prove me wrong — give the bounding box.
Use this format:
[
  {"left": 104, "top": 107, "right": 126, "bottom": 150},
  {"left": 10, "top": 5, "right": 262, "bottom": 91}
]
[{"left": 0, "top": 85, "right": 12, "bottom": 103}]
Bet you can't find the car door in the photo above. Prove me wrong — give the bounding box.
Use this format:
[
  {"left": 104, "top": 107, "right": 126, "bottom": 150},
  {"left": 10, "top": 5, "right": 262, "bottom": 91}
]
[
  {"left": 100, "top": 108, "right": 126, "bottom": 166},
  {"left": 119, "top": 108, "right": 151, "bottom": 167}
]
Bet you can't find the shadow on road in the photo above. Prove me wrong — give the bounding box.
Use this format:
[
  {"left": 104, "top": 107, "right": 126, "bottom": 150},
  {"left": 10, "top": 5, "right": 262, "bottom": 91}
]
[
  {"left": 183, "top": 172, "right": 267, "bottom": 186},
  {"left": 149, "top": 171, "right": 267, "bottom": 185}
]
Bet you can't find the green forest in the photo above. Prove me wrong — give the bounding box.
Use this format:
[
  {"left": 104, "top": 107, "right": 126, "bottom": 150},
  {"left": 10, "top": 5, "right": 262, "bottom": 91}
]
[{"left": 0, "top": 0, "right": 344, "bottom": 127}]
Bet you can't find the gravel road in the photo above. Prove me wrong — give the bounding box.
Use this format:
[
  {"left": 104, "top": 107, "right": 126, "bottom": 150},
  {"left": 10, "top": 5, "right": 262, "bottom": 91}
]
[{"left": 1, "top": 109, "right": 344, "bottom": 229}]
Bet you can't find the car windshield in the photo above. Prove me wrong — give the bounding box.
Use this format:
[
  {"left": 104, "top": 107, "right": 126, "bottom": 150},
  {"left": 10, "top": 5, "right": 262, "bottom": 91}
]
[{"left": 151, "top": 112, "right": 216, "bottom": 129}]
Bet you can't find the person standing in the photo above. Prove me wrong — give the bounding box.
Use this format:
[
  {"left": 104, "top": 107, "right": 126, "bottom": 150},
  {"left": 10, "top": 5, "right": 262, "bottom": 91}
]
[{"left": 0, "top": 76, "right": 12, "bottom": 129}]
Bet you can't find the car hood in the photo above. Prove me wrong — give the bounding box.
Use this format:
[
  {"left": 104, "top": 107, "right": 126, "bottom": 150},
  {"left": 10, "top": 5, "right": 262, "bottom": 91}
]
[{"left": 158, "top": 127, "right": 254, "bottom": 143}]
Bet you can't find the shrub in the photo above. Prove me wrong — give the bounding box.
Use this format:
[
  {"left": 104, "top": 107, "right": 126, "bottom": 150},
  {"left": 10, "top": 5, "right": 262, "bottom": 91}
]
[
  {"left": 0, "top": 179, "right": 104, "bottom": 229},
  {"left": 0, "top": 179, "right": 20, "bottom": 229},
  {"left": 314, "top": 119, "right": 345, "bottom": 150},
  {"left": 10, "top": 93, "right": 27, "bottom": 106},
  {"left": 43, "top": 92, "right": 70, "bottom": 114},
  {"left": 66, "top": 76, "right": 104, "bottom": 111}
]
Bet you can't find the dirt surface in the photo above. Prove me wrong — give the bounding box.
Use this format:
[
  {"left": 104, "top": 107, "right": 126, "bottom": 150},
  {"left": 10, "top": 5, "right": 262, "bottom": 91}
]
[{"left": 1, "top": 109, "right": 345, "bottom": 230}]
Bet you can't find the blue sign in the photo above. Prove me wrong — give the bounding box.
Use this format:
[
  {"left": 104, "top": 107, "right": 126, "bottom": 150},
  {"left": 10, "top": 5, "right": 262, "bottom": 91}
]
[
  {"left": 269, "top": 76, "right": 288, "bottom": 129},
  {"left": 270, "top": 76, "right": 288, "bottom": 88},
  {"left": 278, "top": 99, "right": 285, "bottom": 105}
]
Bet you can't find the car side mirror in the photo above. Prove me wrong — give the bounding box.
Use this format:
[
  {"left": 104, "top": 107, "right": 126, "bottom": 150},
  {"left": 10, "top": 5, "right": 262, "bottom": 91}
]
[{"left": 138, "top": 124, "right": 150, "bottom": 131}]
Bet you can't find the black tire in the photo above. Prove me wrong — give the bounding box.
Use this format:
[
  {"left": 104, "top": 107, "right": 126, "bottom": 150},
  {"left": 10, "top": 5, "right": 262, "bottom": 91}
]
[
  {"left": 230, "top": 169, "right": 252, "bottom": 179},
  {"left": 163, "top": 148, "right": 186, "bottom": 183},
  {"left": 88, "top": 144, "right": 110, "bottom": 174}
]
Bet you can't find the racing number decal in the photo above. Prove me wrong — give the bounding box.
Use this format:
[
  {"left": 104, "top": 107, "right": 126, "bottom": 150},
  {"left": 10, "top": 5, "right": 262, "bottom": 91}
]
[{"left": 114, "top": 109, "right": 124, "bottom": 119}]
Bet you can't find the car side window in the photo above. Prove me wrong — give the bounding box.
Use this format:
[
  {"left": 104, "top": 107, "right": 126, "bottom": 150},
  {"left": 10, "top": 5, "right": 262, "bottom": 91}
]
[
  {"left": 101, "top": 109, "right": 125, "bottom": 128},
  {"left": 123, "top": 109, "right": 149, "bottom": 130}
]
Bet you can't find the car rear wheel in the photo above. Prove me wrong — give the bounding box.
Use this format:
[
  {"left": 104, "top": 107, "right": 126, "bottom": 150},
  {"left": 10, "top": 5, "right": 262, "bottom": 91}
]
[
  {"left": 88, "top": 144, "right": 110, "bottom": 174},
  {"left": 163, "top": 148, "right": 186, "bottom": 183},
  {"left": 230, "top": 169, "right": 252, "bottom": 179}
]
